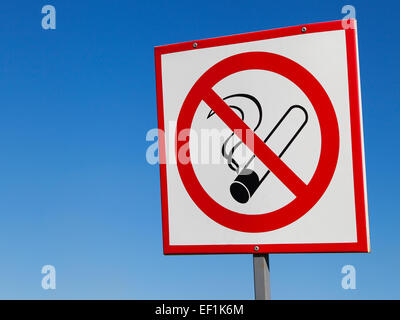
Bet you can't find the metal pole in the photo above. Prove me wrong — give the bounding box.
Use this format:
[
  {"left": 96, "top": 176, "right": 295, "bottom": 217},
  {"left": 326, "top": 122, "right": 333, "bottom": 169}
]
[{"left": 253, "top": 253, "right": 271, "bottom": 300}]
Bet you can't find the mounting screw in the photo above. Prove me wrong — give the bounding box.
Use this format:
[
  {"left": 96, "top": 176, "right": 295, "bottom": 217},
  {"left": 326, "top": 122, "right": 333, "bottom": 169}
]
[
  {"left": 193, "top": 42, "right": 198, "bottom": 48},
  {"left": 254, "top": 246, "right": 259, "bottom": 251},
  {"left": 301, "top": 26, "right": 307, "bottom": 33}
]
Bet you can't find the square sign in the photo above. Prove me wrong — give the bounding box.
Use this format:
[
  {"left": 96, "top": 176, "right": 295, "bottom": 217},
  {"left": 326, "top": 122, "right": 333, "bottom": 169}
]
[{"left": 154, "top": 20, "right": 370, "bottom": 254}]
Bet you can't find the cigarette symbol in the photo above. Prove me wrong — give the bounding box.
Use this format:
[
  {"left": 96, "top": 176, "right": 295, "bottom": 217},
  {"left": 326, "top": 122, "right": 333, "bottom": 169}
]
[
  {"left": 207, "top": 99, "right": 308, "bottom": 204},
  {"left": 230, "top": 105, "right": 308, "bottom": 203}
]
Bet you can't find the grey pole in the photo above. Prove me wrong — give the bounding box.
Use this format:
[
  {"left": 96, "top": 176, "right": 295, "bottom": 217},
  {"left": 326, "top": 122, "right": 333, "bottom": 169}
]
[{"left": 253, "top": 253, "right": 271, "bottom": 300}]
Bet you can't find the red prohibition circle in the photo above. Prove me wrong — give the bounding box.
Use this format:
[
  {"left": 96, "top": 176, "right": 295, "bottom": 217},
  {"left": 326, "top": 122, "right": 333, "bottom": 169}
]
[{"left": 175, "top": 52, "right": 340, "bottom": 233}]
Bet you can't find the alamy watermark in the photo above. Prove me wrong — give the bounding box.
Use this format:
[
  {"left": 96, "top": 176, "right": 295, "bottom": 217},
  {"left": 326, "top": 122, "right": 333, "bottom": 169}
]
[
  {"left": 146, "top": 122, "right": 255, "bottom": 171},
  {"left": 341, "top": 264, "right": 356, "bottom": 290},
  {"left": 341, "top": 5, "right": 356, "bottom": 29},
  {"left": 41, "top": 265, "right": 56, "bottom": 290},
  {"left": 41, "top": 5, "right": 56, "bottom": 30}
]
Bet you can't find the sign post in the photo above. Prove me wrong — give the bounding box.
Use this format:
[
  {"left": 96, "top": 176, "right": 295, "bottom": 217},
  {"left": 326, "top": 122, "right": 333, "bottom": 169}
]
[
  {"left": 154, "top": 19, "right": 370, "bottom": 299},
  {"left": 253, "top": 254, "right": 271, "bottom": 300}
]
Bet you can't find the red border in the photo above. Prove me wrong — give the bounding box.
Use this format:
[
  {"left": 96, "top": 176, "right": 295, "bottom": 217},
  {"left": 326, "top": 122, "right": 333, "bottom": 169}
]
[{"left": 154, "top": 20, "right": 370, "bottom": 254}]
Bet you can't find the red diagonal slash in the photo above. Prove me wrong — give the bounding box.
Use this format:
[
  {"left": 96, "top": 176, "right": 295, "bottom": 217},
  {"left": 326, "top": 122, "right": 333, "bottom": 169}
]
[{"left": 204, "top": 89, "right": 307, "bottom": 196}]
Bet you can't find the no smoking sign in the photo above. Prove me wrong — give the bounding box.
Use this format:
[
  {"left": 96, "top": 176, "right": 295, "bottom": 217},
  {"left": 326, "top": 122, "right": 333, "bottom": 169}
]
[{"left": 155, "top": 20, "right": 370, "bottom": 254}]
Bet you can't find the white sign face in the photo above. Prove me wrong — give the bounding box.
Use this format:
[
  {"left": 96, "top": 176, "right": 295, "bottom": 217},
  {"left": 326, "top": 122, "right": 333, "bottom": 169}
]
[{"left": 155, "top": 20, "right": 370, "bottom": 254}]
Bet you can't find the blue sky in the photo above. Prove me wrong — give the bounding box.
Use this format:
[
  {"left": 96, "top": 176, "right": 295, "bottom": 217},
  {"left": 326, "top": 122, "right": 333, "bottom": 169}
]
[{"left": 0, "top": 0, "right": 398, "bottom": 299}]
